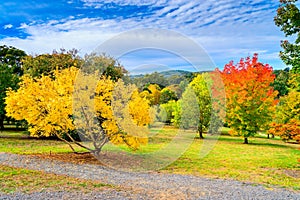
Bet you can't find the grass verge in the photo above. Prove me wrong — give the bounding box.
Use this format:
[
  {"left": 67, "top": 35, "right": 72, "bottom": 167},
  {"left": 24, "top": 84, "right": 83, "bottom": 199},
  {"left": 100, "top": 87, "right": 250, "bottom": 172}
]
[{"left": 0, "top": 165, "right": 113, "bottom": 194}]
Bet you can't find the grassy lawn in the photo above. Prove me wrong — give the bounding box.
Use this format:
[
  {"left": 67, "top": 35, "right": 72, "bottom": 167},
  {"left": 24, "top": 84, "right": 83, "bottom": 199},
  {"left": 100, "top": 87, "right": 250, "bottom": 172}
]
[
  {"left": 0, "top": 165, "right": 113, "bottom": 194},
  {"left": 0, "top": 128, "right": 299, "bottom": 191},
  {"left": 163, "top": 135, "right": 300, "bottom": 190},
  {"left": 0, "top": 131, "right": 85, "bottom": 154}
]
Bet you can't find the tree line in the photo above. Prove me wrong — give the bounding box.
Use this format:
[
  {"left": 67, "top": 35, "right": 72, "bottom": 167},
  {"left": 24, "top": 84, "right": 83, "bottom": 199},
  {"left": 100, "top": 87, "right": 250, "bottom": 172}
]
[{"left": 0, "top": 0, "right": 299, "bottom": 154}]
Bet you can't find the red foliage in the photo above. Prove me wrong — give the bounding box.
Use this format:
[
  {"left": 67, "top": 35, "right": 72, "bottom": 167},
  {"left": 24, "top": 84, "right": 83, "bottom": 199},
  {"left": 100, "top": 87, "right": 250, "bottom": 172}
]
[
  {"left": 217, "top": 54, "right": 278, "bottom": 138},
  {"left": 269, "top": 120, "right": 300, "bottom": 143}
]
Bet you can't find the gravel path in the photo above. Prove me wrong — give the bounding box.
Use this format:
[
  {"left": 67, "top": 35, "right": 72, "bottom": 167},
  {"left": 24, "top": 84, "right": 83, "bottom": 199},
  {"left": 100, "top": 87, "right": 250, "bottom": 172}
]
[{"left": 0, "top": 152, "right": 299, "bottom": 200}]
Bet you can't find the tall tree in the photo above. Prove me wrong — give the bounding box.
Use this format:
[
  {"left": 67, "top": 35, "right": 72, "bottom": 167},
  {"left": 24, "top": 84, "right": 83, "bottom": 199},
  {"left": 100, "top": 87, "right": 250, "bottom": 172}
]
[
  {"left": 219, "top": 54, "right": 278, "bottom": 144},
  {"left": 180, "top": 86, "right": 200, "bottom": 131},
  {"left": 274, "top": 0, "right": 300, "bottom": 73},
  {"left": 0, "top": 45, "right": 26, "bottom": 129},
  {"left": 189, "top": 73, "right": 212, "bottom": 139}
]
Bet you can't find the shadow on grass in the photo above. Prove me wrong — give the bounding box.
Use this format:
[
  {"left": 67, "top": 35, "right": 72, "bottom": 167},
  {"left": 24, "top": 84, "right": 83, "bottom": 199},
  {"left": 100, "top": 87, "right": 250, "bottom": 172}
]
[
  {"left": 212, "top": 136, "right": 243, "bottom": 143},
  {"left": 0, "top": 135, "right": 61, "bottom": 141},
  {"left": 204, "top": 135, "right": 299, "bottom": 149},
  {"left": 248, "top": 142, "right": 299, "bottom": 149}
]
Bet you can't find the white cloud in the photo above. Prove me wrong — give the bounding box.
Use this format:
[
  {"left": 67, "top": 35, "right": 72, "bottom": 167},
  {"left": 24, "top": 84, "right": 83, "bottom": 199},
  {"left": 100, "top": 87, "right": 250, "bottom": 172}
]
[
  {"left": 3, "top": 24, "right": 13, "bottom": 29},
  {"left": 0, "top": 0, "right": 286, "bottom": 70}
]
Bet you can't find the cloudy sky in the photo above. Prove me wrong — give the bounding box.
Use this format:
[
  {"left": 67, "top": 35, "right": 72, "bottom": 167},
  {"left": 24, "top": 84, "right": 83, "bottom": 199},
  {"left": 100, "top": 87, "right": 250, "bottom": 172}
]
[{"left": 0, "top": 0, "right": 289, "bottom": 73}]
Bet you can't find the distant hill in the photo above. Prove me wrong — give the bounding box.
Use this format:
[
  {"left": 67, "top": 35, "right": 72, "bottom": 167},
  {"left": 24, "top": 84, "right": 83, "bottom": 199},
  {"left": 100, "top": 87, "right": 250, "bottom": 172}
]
[
  {"left": 159, "top": 70, "right": 193, "bottom": 77},
  {"left": 129, "top": 69, "right": 211, "bottom": 78},
  {"left": 130, "top": 70, "right": 193, "bottom": 78}
]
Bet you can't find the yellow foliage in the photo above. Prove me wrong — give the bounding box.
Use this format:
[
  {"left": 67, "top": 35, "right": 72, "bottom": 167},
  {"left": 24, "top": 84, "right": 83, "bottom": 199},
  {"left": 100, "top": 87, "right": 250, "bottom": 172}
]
[
  {"left": 5, "top": 67, "right": 78, "bottom": 137},
  {"left": 6, "top": 67, "right": 151, "bottom": 152}
]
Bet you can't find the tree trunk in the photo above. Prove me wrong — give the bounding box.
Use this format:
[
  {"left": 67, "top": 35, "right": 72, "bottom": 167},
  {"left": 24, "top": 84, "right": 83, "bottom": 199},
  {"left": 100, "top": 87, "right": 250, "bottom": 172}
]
[
  {"left": 0, "top": 118, "right": 4, "bottom": 130},
  {"left": 267, "top": 134, "right": 270, "bottom": 139},
  {"left": 244, "top": 137, "right": 248, "bottom": 144},
  {"left": 272, "top": 134, "right": 275, "bottom": 139},
  {"left": 198, "top": 126, "right": 204, "bottom": 139}
]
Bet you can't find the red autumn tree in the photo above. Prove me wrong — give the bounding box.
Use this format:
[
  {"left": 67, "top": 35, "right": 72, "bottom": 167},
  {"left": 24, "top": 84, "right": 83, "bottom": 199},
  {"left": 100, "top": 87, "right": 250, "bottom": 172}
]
[{"left": 218, "top": 54, "right": 278, "bottom": 144}]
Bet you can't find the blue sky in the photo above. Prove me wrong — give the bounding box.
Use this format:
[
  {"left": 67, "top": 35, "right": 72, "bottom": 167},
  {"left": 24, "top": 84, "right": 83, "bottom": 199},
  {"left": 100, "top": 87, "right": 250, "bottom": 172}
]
[{"left": 0, "top": 0, "right": 289, "bottom": 73}]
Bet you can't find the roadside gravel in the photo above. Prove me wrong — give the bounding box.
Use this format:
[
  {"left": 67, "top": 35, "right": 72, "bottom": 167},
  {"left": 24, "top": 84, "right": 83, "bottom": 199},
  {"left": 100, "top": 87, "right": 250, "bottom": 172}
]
[{"left": 0, "top": 153, "right": 299, "bottom": 200}]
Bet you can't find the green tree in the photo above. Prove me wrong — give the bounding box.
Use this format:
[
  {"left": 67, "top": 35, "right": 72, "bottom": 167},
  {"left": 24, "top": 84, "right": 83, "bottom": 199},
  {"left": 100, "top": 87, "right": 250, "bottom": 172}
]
[
  {"left": 22, "top": 49, "right": 81, "bottom": 77},
  {"left": 0, "top": 45, "right": 26, "bottom": 75},
  {"left": 274, "top": 0, "right": 300, "bottom": 73},
  {"left": 158, "top": 100, "right": 176, "bottom": 124},
  {"left": 180, "top": 87, "right": 199, "bottom": 131},
  {"left": 131, "top": 72, "right": 169, "bottom": 89},
  {"left": 0, "top": 45, "right": 26, "bottom": 129},
  {"left": 189, "top": 74, "right": 212, "bottom": 139},
  {"left": 159, "top": 88, "right": 178, "bottom": 104},
  {"left": 167, "top": 75, "right": 185, "bottom": 85},
  {"left": 83, "top": 53, "right": 127, "bottom": 81},
  {"left": 272, "top": 68, "right": 290, "bottom": 97},
  {"left": 172, "top": 100, "right": 182, "bottom": 128},
  {"left": 172, "top": 74, "right": 212, "bottom": 138}
]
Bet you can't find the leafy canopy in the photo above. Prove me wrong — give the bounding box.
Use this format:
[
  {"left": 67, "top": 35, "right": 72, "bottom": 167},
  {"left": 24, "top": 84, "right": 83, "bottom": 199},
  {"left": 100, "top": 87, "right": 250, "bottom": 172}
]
[
  {"left": 0, "top": 45, "right": 26, "bottom": 129},
  {"left": 274, "top": 0, "right": 300, "bottom": 73},
  {"left": 6, "top": 67, "right": 151, "bottom": 155},
  {"left": 219, "top": 54, "right": 278, "bottom": 143},
  {"left": 269, "top": 74, "right": 300, "bottom": 142}
]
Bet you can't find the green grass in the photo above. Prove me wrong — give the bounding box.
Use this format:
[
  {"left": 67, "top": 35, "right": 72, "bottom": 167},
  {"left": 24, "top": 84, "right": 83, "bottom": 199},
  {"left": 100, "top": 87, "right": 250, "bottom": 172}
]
[
  {"left": 0, "top": 131, "right": 85, "bottom": 154},
  {"left": 163, "top": 135, "right": 300, "bottom": 190},
  {"left": 0, "top": 128, "right": 299, "bottom": 190},
  {"left": 0, "top": 165, "right": 112, "bottom": 194},
  {"left": 0, "top": 130, "right": 28, "bottom": 137}
]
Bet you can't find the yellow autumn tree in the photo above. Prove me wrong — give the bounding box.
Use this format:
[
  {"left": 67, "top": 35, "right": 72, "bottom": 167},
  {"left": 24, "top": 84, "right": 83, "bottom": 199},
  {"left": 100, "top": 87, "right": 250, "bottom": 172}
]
[
  {"left": 268, "top": 74, "right": 300, "bottom": 142},
  {"left": 5, "top": 67, "right": 77, "bottom": 139},
  {"left": 6, "top": 67, "right": 151, "bottom": 155},
  {"left": 140, "top": 84, "right": 161, "bottom": 106}
]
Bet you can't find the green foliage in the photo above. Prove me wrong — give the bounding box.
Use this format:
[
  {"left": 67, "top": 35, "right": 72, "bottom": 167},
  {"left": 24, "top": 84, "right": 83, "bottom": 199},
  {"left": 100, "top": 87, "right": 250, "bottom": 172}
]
[
  {"left": 158, "top": 100, "right": 177, "bottom": 124},
  {"left": 159, "top": 88, "right": 178, "bottom": 104},
  {"left": 0, "top": 45, "right": 26, "bottom": 75},
  {"left": 167, "top": 74, "right": 186, "bottom": 85},
  {"left": 0, "top": 45, "right": 26, "bottom": 129},
  {"left": 272, "top": 69, "right": 290, "bottom": 97},
  {"left": 0, "top": 64, "right": 19, "bottom": 115},
  {"left": 189, "top": 73, "right": 212, "bottom": 138},
  {"left": 83, "top": 53, "right": 127, "bottom": 81},
  {"left": 170, "top": 74, "right": 213, "bottom": 138},
  {"left": 131, "top": 72, "right": 169, "bottom": 89},
  {"left": 172, "top": 100, "right": 182, "bottom": 127},
  {"left": 22, "top": 49, "right": 81, "bottom": 77},
  {"left": 178, "top": 79, "right": 189, "bottom": 98},
  {"left": 274, "top": 0, "right": 300, "bottom": 73},
  {"left": 180, "top": 87, "right": 199, "bottom": 130}
]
